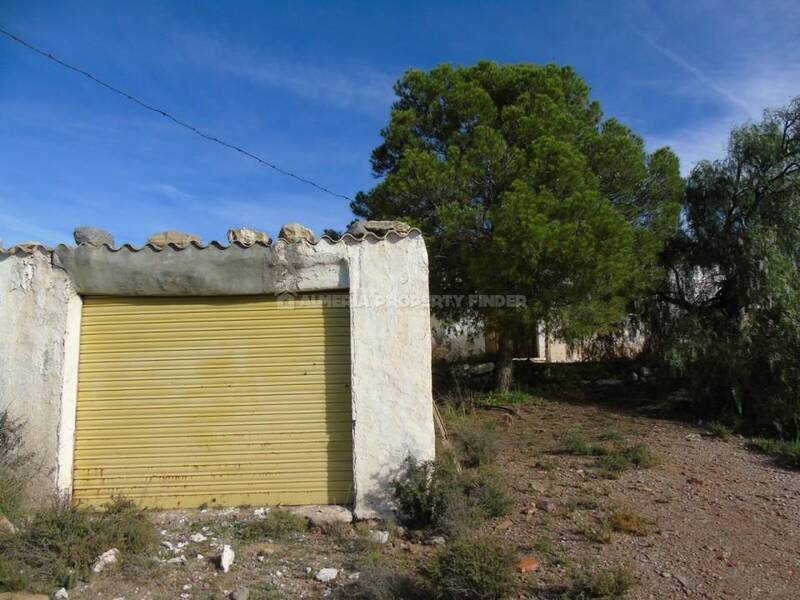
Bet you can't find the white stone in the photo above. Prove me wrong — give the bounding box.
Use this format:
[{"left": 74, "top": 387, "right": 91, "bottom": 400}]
[
  {"left": 289, "top": 505, "right": 352, "bottom": 528},
  {"left": 91, "top": 548, "right": 120, "bottom": 573},
  {"left": 219, "top": 545, "right": 235, "bottom": 573},
  {"left": 315, "top": 568, "right": 339, "bottom": 583},
  {"left": 368, "top": 530, "right": 389, "bottom": 544},
  {"left": 0, "top": 515, "right": 17, "bottom": 535},
  {"left": 167, "top": 556, "right": 187, "bottom": 565},
  {"left": 54, "top": 588, "right": 69, "bottom": 599},
  {"left": 253, "top": 507, "right": 269, "bottom": 519},
  {"left": 190, "top": 533, "right": 207, "bottom": 543}
]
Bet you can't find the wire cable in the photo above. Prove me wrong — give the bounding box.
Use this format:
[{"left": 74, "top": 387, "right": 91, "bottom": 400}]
[{"left": 0, "top": 26, "right": 352, "bottom": 201}]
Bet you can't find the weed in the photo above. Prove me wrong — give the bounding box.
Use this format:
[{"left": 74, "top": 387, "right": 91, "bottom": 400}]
[
  {"left": 453, "top": 423, "right": 499, "bottom": 468},
  {"left": 463, "top": 471, "right": 513, "bottom": 519},
  {"left": 596, "top": 444, "right": 657, "bottom": 478},
  {"left": 334, "top": 566, "right": 432, "bottom": 600},
  {"left": 0, "top": 496, "right": 156, "bottom": 593},
  {"left": 577, "top": 519, "right": 613, "bottom": 544},
  {"left": 750, "top": 438, "right": 800, "bottom": 468},
  {"left": 532, "top": 537, "right": 555, "bottom": 555},
  {"left": 608, "top": 510, "right": 654, "bottom": 536},
  {"left": 598, "top": 431, "right": 623, "bottom": 443},
  {"left": 481, "top": 390, "right": 532, "bottom": 407},
  {"left": 560, "top": 435, "right": 608, "bottom": 457},
  {"left": 249, "top": 581, "right": 284, "bottom": 600},
  {"left": 427, "top": 534, "right": 517, "bottom": 600},
  {"left": 0, "top": 410, "right": 34, "bottom": 521},
  {"left": 238, "top": 510, "right": 308, "bottom": 541},
  {"left": 706, "top": 422, "right": 732, "bottom": 440},
  {"left": 564, "top": 564, "right": 637, "bottom": 599}
]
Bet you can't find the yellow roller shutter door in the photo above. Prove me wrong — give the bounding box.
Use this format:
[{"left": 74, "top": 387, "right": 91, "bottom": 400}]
[{"left": 73, "top": 295, "right": 353, "bottom": 508}]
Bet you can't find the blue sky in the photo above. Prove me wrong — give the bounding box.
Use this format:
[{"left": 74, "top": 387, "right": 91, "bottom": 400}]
[{"left": 1, "top": 1, "right": 798, "bottom": 247}]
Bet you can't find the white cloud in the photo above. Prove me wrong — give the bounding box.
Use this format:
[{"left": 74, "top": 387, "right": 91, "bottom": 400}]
[
  {"left": 0, "top": 212, "right": 71, "bottom": 247},
  {"left": 178, "top": 36, "right": 396, "bottom": 116},
  {"left": 635, "top": 29, "right": 800, "bottom": 173}
]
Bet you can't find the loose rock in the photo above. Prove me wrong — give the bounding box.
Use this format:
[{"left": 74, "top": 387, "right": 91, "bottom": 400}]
[
  {"left": 289, "top": 505, "right": 352, "bottom": 528},
  {"left": 428, "top": 536, "right": 446, "bottom": 546},
  {"left": 227, "top": 227, "right": 270, "bottom": 246},
  {"left": 190, "top": 533, "right": 207, "bottom": 543},
  {"left": 219, "top": 545, "right": 235, "bottom": 573},
  {"left": 0, "top": 515, "right": 17, "bottom": 535},
  {"left": 147, "top": 231, "right": 202, "bottom": 247},
  {"left": 91, "top": 548, "right": 120, "bottom": 573},
  {"left": 74, "top": 226, "right": 114, "bottom": 247},
  {"left": 517, "top": 556, "right": 540, "bottom": 573},
  {"left": 53, "top": 589, "right": 69, "bottom": 600},
  {"left": 315, "top": 568, "right": 339, "bottom": 583},
  {"left": 278, "top": 223, "right": 316, "bottom": 243},
  {"left": 368, "top": 530, "right": 389, "bottom": 544}
]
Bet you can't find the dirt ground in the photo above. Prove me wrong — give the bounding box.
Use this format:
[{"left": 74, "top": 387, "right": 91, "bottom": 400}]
[{"left": 66, "top": 382, "right": 800, "bottom": 599}]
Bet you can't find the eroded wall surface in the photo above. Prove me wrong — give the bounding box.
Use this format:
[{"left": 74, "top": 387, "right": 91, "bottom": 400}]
[{"left": 0, "top": 250, "right": 80, "bottom": 498}]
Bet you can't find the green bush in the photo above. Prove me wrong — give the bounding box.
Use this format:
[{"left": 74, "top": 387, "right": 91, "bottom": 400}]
[
  {"left": 564, "top": 564, "right": 637, "bottom": 599},
  {"left": 0, "top": 497, "right": 157, "bottom": 592},
  {"left": 239, "top": 510, "right": 308, "bottom": 541},
  {"left": 427, "top": 535, "right": 517, "bottom": 600},
  {"left": 597, "top": 444, "right": 657, "bottom": 478},
  {"left": 393, "top": 457, "right": 512, "bottom": 536},
  {"left": 560, "top": 434, "right": 608, "bottom": 457},
  {"left": 750, "top": 438, "right": 800, "bottom": 468}
]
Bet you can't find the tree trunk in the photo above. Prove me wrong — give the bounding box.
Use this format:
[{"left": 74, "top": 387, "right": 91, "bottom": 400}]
[{"left": 495, "top": 333, "right": 514, "bottom": 391}]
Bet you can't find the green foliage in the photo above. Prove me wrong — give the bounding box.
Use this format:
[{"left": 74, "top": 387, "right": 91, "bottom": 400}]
[
  {"left": 651, "top": 96, "right": 800, "bottom": 437},
  {"left": 706, "top": 422, "right": 733, "bottom": 440},
  {"left": 480, "top": 390, "right": 533, "bottom": 406},
  {"left": 596, "top": 443, "right": 657, "bottom": 478},
  {"left": 560, "top": 434, "right": 608, "bottom": 457},
  {"left": 0, "top": 497, "right": 156, "bottom": 592},
  {"left": 750, "top": 437, "right": 800, "bottom": 468},
  {"left": 353, "top": 62, "right": 682, "bottom": 388},
  {"left": 427, "top": 535, "right": 517, "bottom": 600},
  {"left": 238, "top": 510, "right": 308, "bottom": 541},
  {"left": 564, "top": 565, "right": 637, "bottom": 599},
  {"left": 607, "top": 510, "right": 655, "bottom": 536},
  {"left": 392, "top": 457, "right": 512, "bottom": 536},
  {"left": 0, "top": 410, "right": 33, "bottom": 522}
]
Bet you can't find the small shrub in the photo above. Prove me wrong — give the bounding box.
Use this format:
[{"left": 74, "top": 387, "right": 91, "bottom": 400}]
[
  {"left": 334, "top": 566, "right": 432, "bottom": 600},
  {"left": 0, "top": 496, "right": 156, "bottom": 592},
  {"left": 463, "top": 471, "right": 513, "bottom": 519},
  {"left": 454, "top": 423, "right": 498, "bottom": 468},
  {"left": 608, "top": 510, "right": 654, "bottom": 537},
  {"left": 393, "top": 457, "right": 512, "bottom": 536},
  {"left": 560, "top": 435, "right": 608, "bottom": 457},
  {"left": 427, "top": 535, "right": 517, "bottom": 600},
  {"left": 750, "top": 438, "right": 800, "bottom": 468},
  {"left": 596, "top": 444, "right": 657, "bottom": 478},
  {"left": 706, "top": 422, "right": 732, "bottom": 440},
  {"left": 577, "top": 520, "right": 613, "bottom": 544},
  {"left": 239, "top": 510, "right": 308, "bottom": 541},
  {"left": 0, "top": 410, "right": 34, "bottom": 521},
  {"left": 564, "top": 564, "right": 637, "bottom": 599}
]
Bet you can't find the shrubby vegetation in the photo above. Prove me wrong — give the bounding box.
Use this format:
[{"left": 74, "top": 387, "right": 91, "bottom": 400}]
[
  {"left": 0, "top": 497, "right": 157, "bottom": 593},
  {"left": 0, "top": 410, "right": 33, "bottom": 522},
  {"left": 648, "top": 96, "right": 800, "bottom": 439}
]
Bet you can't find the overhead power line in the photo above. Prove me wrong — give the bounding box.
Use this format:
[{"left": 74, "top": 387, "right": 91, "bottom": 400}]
[{"left": 0, "top": 26, "right": 352, "bottom": 201}]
